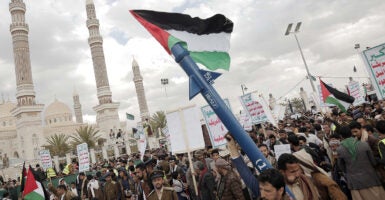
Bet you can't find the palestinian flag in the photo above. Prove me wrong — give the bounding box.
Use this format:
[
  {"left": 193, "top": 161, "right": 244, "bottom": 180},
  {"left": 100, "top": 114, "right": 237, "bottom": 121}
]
[
  {"left": 320, "top": 80, "right": 355, "bottom": 112},
  {"left": 22, "top": 166, "right": 47, "bottom": 200},
  {"left": 130, "top": 10, "right": 233, "bottom": 71}
]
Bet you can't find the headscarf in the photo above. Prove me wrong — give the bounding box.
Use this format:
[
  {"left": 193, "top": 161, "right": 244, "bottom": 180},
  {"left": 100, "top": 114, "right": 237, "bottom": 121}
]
[
  {"left": 215, "top": 158, "right": 231, "bottom": 170},
  {"left": 341, "top": 137, "right": 359, "bottom": 161},
  {"left": 293, "top": 149, "right": 329, "bottom": 178}
]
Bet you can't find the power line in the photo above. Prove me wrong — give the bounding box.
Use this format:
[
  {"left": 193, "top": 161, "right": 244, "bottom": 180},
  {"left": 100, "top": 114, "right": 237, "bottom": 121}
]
[{"left": 277, "top": 77, "right": 307, "bottom": 101}]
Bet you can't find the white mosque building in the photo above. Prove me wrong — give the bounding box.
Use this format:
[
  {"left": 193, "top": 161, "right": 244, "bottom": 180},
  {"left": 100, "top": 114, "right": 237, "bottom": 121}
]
[{"left": 0, "top": 0, "right": 150, "bottom": 163}]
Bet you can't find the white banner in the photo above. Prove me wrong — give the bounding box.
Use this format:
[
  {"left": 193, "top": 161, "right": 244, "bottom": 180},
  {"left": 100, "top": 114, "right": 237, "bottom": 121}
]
[
  {"left": 362, "top": 44, "right": 385, "bottom": 99},
  {"left": 136, "top": 125, "right": 147, "bottom": 160},
  {"left": 240, "top": 93, "right": 277, "bottom": 126},
  {"left": 166, "top": 105, "right": 205, "bottom": 154},
  {"left": 348, "top": 80, "right": 366, "bottom": 106},
  {"left": 239, "top": 111, "right": 252, "bottom": 131},
  {"left": 77, "top": 143, "right": 90, "bottom": 172},
  {"left": 273, "top": 105, "right": 286, "bottom": 121},
  {"left": 201, "top": 99, "right": 231, "bottom": 148},
  {"left": 38, "top": 150, "right": 52, "bottom": 171},
  {"left": 274, "top": 144, "right": 291, "bottom": 160},
  {"left": 240, "top": 93, "right": 267, "bottom": 124}
]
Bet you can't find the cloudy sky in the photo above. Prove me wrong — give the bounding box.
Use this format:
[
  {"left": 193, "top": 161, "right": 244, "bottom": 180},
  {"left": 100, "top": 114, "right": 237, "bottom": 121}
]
[{"left": 1, "top": 0, "right": 385, "bottom": 125}]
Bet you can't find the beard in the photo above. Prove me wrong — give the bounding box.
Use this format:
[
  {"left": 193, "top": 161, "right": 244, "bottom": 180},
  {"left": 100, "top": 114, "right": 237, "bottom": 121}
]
[{"left": 154, "top": 183, "right": 163, "bottom": 190}]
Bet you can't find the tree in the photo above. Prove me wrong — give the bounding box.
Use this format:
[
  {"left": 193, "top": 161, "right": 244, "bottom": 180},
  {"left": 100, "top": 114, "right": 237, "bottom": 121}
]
[
  {"left": 45, "top": 134, "right": 71, "bottom": 157},
  {"left": 71, "top": 125, "right": 101, "bottom": 149},
  {"left": 290, "top": 97, "right": 306, "bottom": 113},
  {"left": 149, "top": 111, "right": 167, "bottom": 137}
]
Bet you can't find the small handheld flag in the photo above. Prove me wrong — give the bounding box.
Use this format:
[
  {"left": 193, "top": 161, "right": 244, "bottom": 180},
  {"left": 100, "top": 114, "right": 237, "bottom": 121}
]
[{"left": 126, "top": 113, "right": 135, "bottom": 120}]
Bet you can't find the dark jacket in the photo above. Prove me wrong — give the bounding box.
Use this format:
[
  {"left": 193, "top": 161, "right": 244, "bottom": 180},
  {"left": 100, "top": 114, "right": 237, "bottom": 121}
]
[
  {"left": 198, "top": 170, "right": 216, "bottom": 200},
  {"left": 337, "top": 139, "right": 382, "bottom": 190}
]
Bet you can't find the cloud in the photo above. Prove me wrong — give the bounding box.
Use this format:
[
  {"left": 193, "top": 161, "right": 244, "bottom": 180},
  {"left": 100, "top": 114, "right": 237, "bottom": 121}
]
[{"left": 1, "top": 0, "right": 385, "bottom": 126}]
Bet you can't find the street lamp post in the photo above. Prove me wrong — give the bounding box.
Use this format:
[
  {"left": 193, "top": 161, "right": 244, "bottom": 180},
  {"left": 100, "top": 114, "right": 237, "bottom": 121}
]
[
  {"left": 285, "top": 22, "right": 316, "bottom": 93},
  {"left": 241, "top": 84, "right": 248, "bottom": 95},
  {"left": 161, "top": 78, "right": 169, "bottom": 97}
]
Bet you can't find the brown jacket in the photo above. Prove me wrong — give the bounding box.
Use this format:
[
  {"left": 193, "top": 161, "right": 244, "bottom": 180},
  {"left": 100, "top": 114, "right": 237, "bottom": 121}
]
[
  {"left": 312, "top": 172, "right": 347, "bottom": 200},
  {"left": 103, "top": 180, "right": 118, "bottom": 200},
  {"left": 147, "top": 187, "right": 178, "bottom": 200},
  {"left": 217, "top": 171, "right": 245, "bottom": 200}
]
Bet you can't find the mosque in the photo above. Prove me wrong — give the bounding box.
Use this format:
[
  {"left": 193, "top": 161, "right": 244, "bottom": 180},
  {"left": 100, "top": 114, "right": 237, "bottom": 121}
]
[{"left": 0, "top": 0, "right": 150, "bottom": 163}]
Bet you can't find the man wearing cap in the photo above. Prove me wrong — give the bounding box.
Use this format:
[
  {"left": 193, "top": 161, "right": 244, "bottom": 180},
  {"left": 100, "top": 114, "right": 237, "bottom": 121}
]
[
  {"left": 103, "top": 172, "right": 119, "bottom": 200},
  {"left": 169, "top": 157, "right": 183, "bottom": 177},
  {"left": 148, "top": 170, "right": 178, "bottom": 200},
  {"left": 215, "top": 158, "right": 245, "bottom": 200}
]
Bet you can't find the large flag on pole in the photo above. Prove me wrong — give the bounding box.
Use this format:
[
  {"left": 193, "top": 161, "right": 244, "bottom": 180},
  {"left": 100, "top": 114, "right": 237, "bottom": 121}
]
[
  {"left": 131, "top": 9, "right": 295, "bottom": 199},
  {"left": 23, "top": 166, "right": 47, "bottom": 200},
  {"left": 320, "top": 80, "right": 355, "bottom": 112},
  {"left": 130, "top": 10, "right": 233, "bottom": 71}
]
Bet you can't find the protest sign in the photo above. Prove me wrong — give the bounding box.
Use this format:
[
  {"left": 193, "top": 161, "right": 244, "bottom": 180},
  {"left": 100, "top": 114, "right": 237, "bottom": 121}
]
[
  {"left": 77, "top": 143, "right": 90, "bottom": 172},
  {"left": 240, "top": 93, "right": 267, "bottom": 124},
  {"left": 240, "top": 93, "right": 277, "bottom": 126},
  {"left": 135, "top": 124, "right": 147, "bottom": 160},
  {"left": 39, "top": 150, "right": 52, "bottom": 171},
  {"left": 362, "top": 44, "right": 385, "bottom": 99},
  {"left": 274, "top": 144, "right": 291, "bottom": 160},
  {"left": 201, "top": 99, "right": 231, "bottom": 148},
  {"left": 166, "top": 105, "right": 205, "bottom": 153},
  {"left": 348, "top": 80, "right": 366, "bottom": 106},
  {"left": 239, "top": 111, "right": 252, "bottom": 131}
]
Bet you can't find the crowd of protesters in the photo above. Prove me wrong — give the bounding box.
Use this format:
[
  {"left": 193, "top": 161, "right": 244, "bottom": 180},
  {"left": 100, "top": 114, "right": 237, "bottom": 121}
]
[{"left": 3, "top": 101, "right": 385, "bottom": 199}]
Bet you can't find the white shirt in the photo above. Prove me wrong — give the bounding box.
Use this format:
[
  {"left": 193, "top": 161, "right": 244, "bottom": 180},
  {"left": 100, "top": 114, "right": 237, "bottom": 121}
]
[
  {"left": 70, "top": 187, "right": 78, "bottom": 196},
  {"left": 297, "top": 132, "right": 323, "bottom": 146},
  {"left": 87, "top": 179, "right": 99, "bottom": 197}
]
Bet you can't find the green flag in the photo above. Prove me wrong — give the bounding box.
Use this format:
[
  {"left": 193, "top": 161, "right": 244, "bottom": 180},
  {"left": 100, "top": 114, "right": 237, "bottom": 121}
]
[{"left": 126, "top": 113, "right": 135, "bottom": 120}]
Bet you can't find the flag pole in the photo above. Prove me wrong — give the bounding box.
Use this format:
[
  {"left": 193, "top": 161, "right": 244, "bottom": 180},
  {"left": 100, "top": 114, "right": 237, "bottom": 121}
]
[{"left": 171, "top": 43, "right": 295, "bottom": 198}]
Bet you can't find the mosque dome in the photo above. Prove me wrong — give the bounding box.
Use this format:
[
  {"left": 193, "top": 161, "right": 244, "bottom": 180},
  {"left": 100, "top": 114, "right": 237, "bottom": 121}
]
[{"left": 44, "top": 99, "right": 73, "bottom": 126}]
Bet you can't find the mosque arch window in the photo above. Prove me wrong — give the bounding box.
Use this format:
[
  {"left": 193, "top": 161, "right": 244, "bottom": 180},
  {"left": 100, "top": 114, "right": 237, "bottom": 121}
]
[
  {"left": 2, "top": 121, "right": 5, "bottom": 127},
  {"left": 54, "top": 118, "right": 56, "bottom": 123}
]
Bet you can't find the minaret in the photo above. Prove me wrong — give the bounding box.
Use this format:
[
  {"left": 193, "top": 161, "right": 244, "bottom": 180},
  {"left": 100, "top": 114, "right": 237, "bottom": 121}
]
[
  {"left": 73, "top": 89, "right": 84, "bottom": 124},
  {"left": 132, "top": 58, "right": 150, "bottom": 121},
  {"left": 85, "top": 0, "right": 120, "bottom": 134},
  {"left": 9, "top": 0, "right": 44, "bottom": 160}
]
